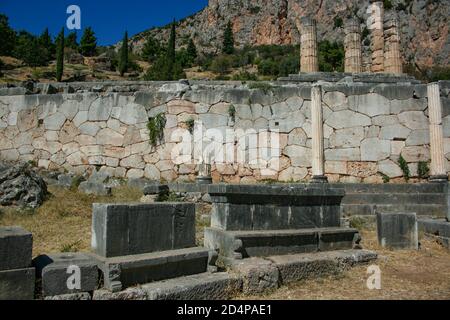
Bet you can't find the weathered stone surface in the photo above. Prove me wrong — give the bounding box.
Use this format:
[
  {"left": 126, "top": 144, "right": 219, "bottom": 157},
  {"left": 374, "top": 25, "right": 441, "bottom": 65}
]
[
  {"left": 406, "top": 130, "right": 430, "bottom": 146},
  {"left": 92, "top": 203, "right": 196, "bottom": 258},
  {"left": 325, "top": 148, "right": 360, "bottom": 161},
  {"left": 378, "top": 160, "right": 403, "bottom": 178},
  {"left": 348, "top": 93, "right": 390, "bottom": 117},
  {"left": 0, "top": 226, "right": 32, "bottom": 271},
  {"left": 229, "top": 258, "right": 279, "bottom": 295},
  {"left": 325, "top": 110, "right": 371, "bottom": 129},
  {"left": 33, "top": 253, "right": 99, "bottom": 297},
  {"left": 0, "top": 164, "right": 48, "bottom": 208},
  {"left": 361, "top": 138, "right": 390, "bottom": 161},
  {"left": 283, "top": 145, "right": 311, "bottom": 167},
  {"left": 0, "top": 267, "right": 35, "bottom": 300},
  {"left": 329, "top": 127, "right": 364, "bottom": 148},
  {"left": 78, "top": 181, "right": 112, "bottom": 196},
  {"left": 44, "top": 112, "right": 66, "bottom": 130},
  {"left": 45, "top": 292, "right": 92, "bottom": 300},
  {"left": 398, "top": 111, "right": 429, "bottom": 130},
  {"left": 379, "top": 124, "right": 411, "bottom": 140},
  {"left": 377, "top": 212, "right": 418, "bottom": 250}
]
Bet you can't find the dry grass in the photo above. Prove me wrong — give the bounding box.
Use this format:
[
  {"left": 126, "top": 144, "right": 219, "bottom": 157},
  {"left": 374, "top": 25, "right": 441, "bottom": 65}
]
[
  {"left": 0, "top": 185, "right": 142, "bottom": 256},
  {"left": 239, "top": 230, "right": 450, "bottom": 300}
]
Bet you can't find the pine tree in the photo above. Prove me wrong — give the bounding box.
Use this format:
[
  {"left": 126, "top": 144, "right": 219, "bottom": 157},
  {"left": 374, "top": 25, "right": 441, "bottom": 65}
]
[
  {"left": 142, "top": 34, "right": 162, "bottom": 63},
  {"left": 80, "top": 27, "right": 97, "bottom": 56},
  {"left": 39, "top": 28, "right": 54, "bottom": 59},
  {"left": 186, "top": 38, "right": 197, "bottom": 65},
  {"left": 223, "top": 21, "right": 234, "bottom": 54},
  {"left": 0, "top": 14, "right": 16, "bottom": 56},
  {"left": 56, "top": 27, "right": 64, "bottom": 82},
  {"left": 118, "top": 31, "right": 128, "bottom": 76},
  {"left": 167, "top": 20, "right": 176, "bottom": 63},
  {"left": 0, "top": 58, "right": 4, "bottom": 77},
  {"left": 65, "top": 32, "right": 78, "bottom": 50}
]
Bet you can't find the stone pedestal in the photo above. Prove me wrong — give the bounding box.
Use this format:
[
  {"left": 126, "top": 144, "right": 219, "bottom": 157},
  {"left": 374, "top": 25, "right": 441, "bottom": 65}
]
[
  {"left": 344, "top": 19, "right": 363, "bottom": 73},
  {"left": 377, "top": 212, "right": 418, "bottom": 250},
  {"left": 300, "top": 17, "right": 319, "bottom": 73},
  {"left": 311, "top": 85, "right": 327, "bottom": 183},
  {"left": 204, "top": 184, "right": 359, "bottom": 265},
  {"left": 384, "top": 14, "right": 403, "bottom": 74},
  {"left": 427, "top": 83, "right": 448, "bottom": 182},
  {"left": 196, "top": 163, "right": 212, "bottom": 184},
  {"left": 369, "top": 0, "right": 385, "bottom": 73}
]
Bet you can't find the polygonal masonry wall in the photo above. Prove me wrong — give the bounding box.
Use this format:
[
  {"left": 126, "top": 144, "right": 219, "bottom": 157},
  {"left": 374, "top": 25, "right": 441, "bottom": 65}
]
[{"left": 0, "top": 80, "right": 449, "bottom": 183}]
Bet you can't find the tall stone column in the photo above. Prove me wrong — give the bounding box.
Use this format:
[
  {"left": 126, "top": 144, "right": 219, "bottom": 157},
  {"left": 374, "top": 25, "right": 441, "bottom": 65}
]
[
  {"left": 368, "top": 0, "right": 385, "bottom": 73},
  {"left": 384, "top": 14, "right": 403, "bottom": 74},
  {"left": 311, "top": 85, "right": 327, "bottom": 183},
  {"left": 427, "top": 83, "right": 448, "bottom": 183},
  {"left": 300, "top": 17, "right": 319, "bottom": 73},
  {"left": 344, "top": 19, "right": 363, "bottom": 73}
]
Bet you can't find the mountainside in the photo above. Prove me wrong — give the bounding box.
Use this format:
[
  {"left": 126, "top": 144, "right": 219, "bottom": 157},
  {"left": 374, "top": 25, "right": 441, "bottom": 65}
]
[{"left": 129, "top": 0, "right": 449, "bottom": 69}]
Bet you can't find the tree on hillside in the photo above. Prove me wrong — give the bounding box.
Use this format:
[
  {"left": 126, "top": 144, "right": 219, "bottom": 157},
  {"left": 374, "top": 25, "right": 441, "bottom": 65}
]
[
  {"left": 0, "top": 14, "right": 16, "bottom": 56},
  {"left": 80, "top": 27, "right": 97, "bottom": 56},
  {"left": 186, "top": 38, "right": 197, "bottom": 65},
  {"left": 56, "top": 27, "right": 64, "bottom": 82},
  {"left": 142, "top": 34, "right": 162, "bottom": 63},
  {"left": 39, "top": 28, "right": 55, "bottom": 59},
  {"left": 0, "top": 59, "right": 4, "bottom": 77},
  {"left": 223, "top": 21, "right": 234, "bottom": 54},
  {"left": 14, "top": 31, "right": 48, "bottom": 67},
  {"left": 118, "top": 31, "right": 128, "bottom": 76},
  {"left": 167, "top": 20, "right": 176, "bottom": 66},
  {"left": 65, "top": 32, "right": 78, "bottom": 50}
]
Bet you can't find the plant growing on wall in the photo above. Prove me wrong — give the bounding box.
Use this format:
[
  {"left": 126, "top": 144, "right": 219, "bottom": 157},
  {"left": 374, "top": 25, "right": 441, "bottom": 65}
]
[
  {"left": 418, "top": 161, "right": 430, "bottom": 179},
  {"left": 147, "top": 113, "right": 166, "bottom": 146},
  {"left": 398, "top": 155, "right": 410, "bottom": 182},
  {"left": 228, "top": 104, "right": 236, "bottom": 123},
  {"left": 185, "top": 117, "right": 195, "bottom": 134}
]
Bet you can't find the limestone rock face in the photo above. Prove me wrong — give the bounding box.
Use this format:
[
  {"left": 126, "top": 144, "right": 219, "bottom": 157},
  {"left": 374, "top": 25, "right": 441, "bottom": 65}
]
[
  {"left": 0, "top": 163, "right": 48, "bottom": 208},
  {"left": 127, "top": 0, "right": 449, "bottom": 70}
]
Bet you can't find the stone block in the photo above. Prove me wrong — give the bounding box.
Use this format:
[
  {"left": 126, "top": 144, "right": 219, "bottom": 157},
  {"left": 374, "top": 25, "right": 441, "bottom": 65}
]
[
  {"left": 0, "top": 226, "right": 32, "bottom": 271},
  {"left": 92, "top": 203, "right": 196, "bottom": 258},
  {"left": 33, "top": 253, "right": 99, "bottom": 297},
  {"left": 376, "top": 212, "right": 418, "bottom": 250},
  {"left": 90, "top": 247, "right": 209, "bottom": 292},
  {"left": 78, "top": 181, "right": 112, "bottom": 196},
  {"left": 0, "top": 267, "right": 35, "bottom": 300}
]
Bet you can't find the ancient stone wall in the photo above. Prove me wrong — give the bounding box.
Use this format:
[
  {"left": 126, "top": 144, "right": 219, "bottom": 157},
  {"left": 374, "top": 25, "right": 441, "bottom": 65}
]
[{"left": 0, "top": 80, "right": 449, "bottom": 183}]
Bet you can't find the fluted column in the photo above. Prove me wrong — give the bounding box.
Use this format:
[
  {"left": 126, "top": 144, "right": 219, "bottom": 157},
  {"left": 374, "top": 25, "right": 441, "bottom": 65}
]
[
  {"left": 369, "top": 0, "right": 385, "bottom": 73},
  {"left": 300, "top": 17, "right": 319, "bottom": 73},
  {"left": 344, "top": 19, "right": 363, "bottom": 73},
  {"left": 196, "top": 160, "right": 212, "bottom": 184},
  {"left": 311, "top": 85, "right": 327, "bottom": 183},
  {"left": 384, "top": 14, "right": 403, "bottom": 74},
  {"left": 427, "top": 83, "right": 448, "bottom": 182}
]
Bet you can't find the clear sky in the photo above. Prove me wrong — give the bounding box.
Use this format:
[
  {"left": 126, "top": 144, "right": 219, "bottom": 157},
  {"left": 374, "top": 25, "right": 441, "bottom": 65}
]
[{"left": 0, "top": 0, "right": 208, "bottom": 46}]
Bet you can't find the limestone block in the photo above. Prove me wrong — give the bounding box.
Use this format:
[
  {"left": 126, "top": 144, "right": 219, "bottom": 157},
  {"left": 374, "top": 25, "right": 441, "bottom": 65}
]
[
  {"left": 96, "top": 128, "right": 124, "bottom": 147},
  {"left": 405, "top": 129, "right": 430, "bottom": 146},
  {"left": 329, "top": 127, "right": 364, "bottom": 148},
  {"left": 88, "top": 96, "right": 113, "bottom": 121},
  {"left": 0, "top": 267, "right": 35, "bottom": 300},
  {"left": 379, "top": 124, "right": 411, "bottom": 140},
  {"left": 73, "top": 111, "right": 88, "bottom": 127},
  {"left": 283, "top": 145, "right": 312, "bottom": 167},
  {"left": 325, "top": 161, "right": 347, "bottom": 175},
  {"left": 348, "top": 93, "right": 390, "bottom": 117},
  {"left": 325, "top": 148, "right": 360, "bottom": 161},
  {"left": 0, "top": 226, "right": 32, "bottom": 271},
  {"left": 361, "top": 138, "right": 390, "bottom": 161},
  {"left": 325, "top": 110, "right": 371, "bottom": 129},
  {"left": 44, "top": 112, "right": 66, "bottom": 130},
  {"left": 401, "top": 146, "right": 430, "bottom": 162},
  {"left": 119, "top": 103, "right": 147, "bottom": 125},
  {"left": 323, "top": 91, "right": 347, "bottom": 110},
  {"left": 398, "top": 111, "right": 429, "bottom": 130}
]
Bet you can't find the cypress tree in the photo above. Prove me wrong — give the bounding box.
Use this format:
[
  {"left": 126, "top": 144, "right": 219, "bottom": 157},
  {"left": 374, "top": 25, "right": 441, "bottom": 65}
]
[
  {"left": 39, "top": 28, "right": 54, "bottom": 59},
  {"left": 119, "top": 31, "right": 128, "bottom": 76},
  {"left": 223, "top": 21, "right": 234, "bottom": 54},
  {"left": 80, "top": 27, "right": 97, "bottom": 56},
  {"left": 186, "top": 38, "right": 197, "bottom": 65},
  {"left": 56, "top": 27, "right": 64, "bottom": 82},
  {"left": 65, "top": 32, "right": 78, "bottom": 50},
  {"left": 142, "top": 34, "right": 161, "bottom": 63}
]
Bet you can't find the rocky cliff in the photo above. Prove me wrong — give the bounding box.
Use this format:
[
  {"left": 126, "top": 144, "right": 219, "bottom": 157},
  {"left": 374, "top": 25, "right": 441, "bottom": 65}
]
[{"left": 130, "top": 0, "right": 449, "bottom": 69}]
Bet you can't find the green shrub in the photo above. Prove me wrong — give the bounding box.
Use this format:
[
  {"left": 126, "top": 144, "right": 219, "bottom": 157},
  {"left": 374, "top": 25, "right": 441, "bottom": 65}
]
[
  {"left": 398, "top": 155, "right": 410, "bottom": 182},
  {"left": 147, "top": 113, "right": 166, "bottom": 146},
  {"left": 418, "top": 161, "right": 430, "bottom": 179},
  {"left": 185, "top": 117, "right": 195, "bottom": 134}
]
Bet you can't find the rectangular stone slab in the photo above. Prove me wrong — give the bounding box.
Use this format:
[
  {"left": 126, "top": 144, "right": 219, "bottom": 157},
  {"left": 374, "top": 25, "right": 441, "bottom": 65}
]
[
  {"left": 205, "top": 227, "right": 358, "bottom": 260},
  {"left": 208, "top": 184, "right": 344, "bottom": 231},
  {"left": 91, "top": 203, "right": 196, "bottom": 258},
  {"left": 0, "top": 267, "right": 35, "bottom": 300},
  {"left": 377, "top": 212, "right": 418, "bottom": 250},
  {"left": 33, "top": 253, "right": 99, "bottom": 297},
  {"left": 0, "top": 226, "right": 33, "bottom": 271},
  {"left": 89, "top": 247, "right": 209, "bottom": 292}
]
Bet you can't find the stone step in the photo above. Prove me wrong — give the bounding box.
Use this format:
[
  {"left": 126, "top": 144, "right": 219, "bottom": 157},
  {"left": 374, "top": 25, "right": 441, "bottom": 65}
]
[
  {"left": 418, "top": 219, "right": 450, "bottom": 238},
  {"left": 336, "top": 183, "right": 446, "bottom": 194},
  {"left": 341, "top": 193, "right": 446, "bottom": 205},
  {"left": 205, "top": 227, "right": 359, "bottom": 261},
  {"left": 341, "top": 203, "right": 446, "bottom": 217},
  {"left": 92, "top": 249, "right": 377, "bottom": 300},
  {"left": 90, "top": 247, "right": 210, "bottom": 292}
]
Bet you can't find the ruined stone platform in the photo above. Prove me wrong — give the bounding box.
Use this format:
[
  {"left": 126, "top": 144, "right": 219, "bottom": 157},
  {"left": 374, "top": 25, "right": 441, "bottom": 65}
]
[
  {"left": 418, "top": 219, "right": 450, "bottom": 250},
  {"left": 278, "top": 72, "right": 421, "bottom": 84}
]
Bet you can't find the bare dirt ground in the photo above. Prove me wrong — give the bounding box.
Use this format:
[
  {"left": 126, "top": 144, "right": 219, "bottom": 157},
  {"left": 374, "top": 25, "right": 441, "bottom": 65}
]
[
  {"left": 1, "top": 186, "right": 449, "bottom": 300},
  {"left": 240, "top": 230, "right": 450, "bottom": 300}
]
